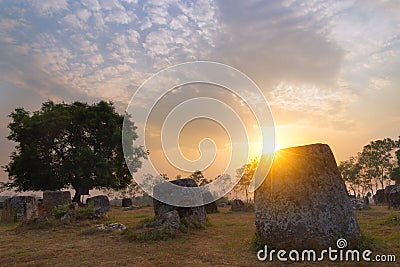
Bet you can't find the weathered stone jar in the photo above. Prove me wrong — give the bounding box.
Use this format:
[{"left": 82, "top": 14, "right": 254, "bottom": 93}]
[
  {"left": 255, "top": 144, "right": 361, "bottom": 250},
  {"left": 153, "top": 178, "right": 207, "bottom": 228},
  {"left": 1, "top": 196, "right": 38, "bottom": 222}
]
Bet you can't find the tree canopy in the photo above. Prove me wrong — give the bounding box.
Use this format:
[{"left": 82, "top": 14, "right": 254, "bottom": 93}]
[
  {"left": 391, "top": 149, "right": 400, "bottom": 184},
  {"left": 338, "top": 156, "right": 361, "bottom": 196},
  {"left": 189, "top": 170, "right": 210, "bottom": 186},
  {"left": 2, "top": 101, "right": 147, "bottom": 203},
  {"left": 235, "top": 158, "right": 258, "bottom": 202},
  {"left": 339, "top": 136, "right": 400, "bottom": 197}
]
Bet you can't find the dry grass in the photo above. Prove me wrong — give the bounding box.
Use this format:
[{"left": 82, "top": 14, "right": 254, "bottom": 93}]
[{"left": 0, "top": 205, "right": 399, "bottom": 266}]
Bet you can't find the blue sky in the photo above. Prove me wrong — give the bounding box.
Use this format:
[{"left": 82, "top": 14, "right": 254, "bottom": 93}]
[{"left": 0, "top": 0, "right": 399, "bottom": 183}]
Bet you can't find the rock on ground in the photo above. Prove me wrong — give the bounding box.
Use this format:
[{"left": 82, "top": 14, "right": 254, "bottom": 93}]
[
  {"left": 350, "top": 198, "right": 368, "bottom": 210},
  {"left": 255, "top": 144, "right": 361, "bottom": 250},
  {"left": 86, "top": 195, "right": 110, "bottom": 212},
  {"left": 132, "top": 195, "right": 153, "bottom": 207},
  {"left": 388, "top": 185, "right": 400, "bottom": 209},
  {"left": 123, "top": 205, "right": 141, "bottom": 211},
  {"left": 146, "top": 210, "right": 181, "bottom": 232},
  {"left": 384, "top": 185, "right": 395, "bottom": 203},
  {"left": 202, "top": 191, "right": 218, "bottom": 214},
  {"left": 204, "top": 202, "right": 218, "bottom": 214},
  {"left": 231, "top": 199, "right": 253, "bottom": 212},
  {"left": 153, "top": 178, "right": 207, "bottom": 228},
  {"left": 122, "top": 198, "right": 133, "bottom": 207},
  {"left": 374, "top": 189, "right": 385, "bottom": 205},
  {"left": 43, "top": 191, "right": 71, "bottom": 213},
  {"left": 1, "top": 196, "right": 38, "bottom": 222},
  {"left": 96, "top": 223, "right": 126, "bottom": 231}
]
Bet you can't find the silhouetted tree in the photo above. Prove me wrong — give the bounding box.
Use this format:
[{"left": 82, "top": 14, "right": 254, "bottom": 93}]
[
  {"left": 390, "top": 137, "right": 400, "bottom": 184},
  {"left": 189, "top": 170, "right": 210, "bottom": 186},
  {"left": 338, "top": 156, "right": 361, "bottom": 196},
  {"left": 2, "top": 101, "right": 147, "bottom": 204},
  {"left": 236, "top": 158, "right": 258, "bottom": 203},
  {"left": 358, "top": 138, "right": 396, "bottom": 190}
]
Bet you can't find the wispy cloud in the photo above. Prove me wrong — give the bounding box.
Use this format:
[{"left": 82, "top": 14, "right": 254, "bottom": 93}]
[
  {"left": 28, "top": 0, "right": 69, "bottom": 17},
  {"left": 0, "top": 0, "right": 399, "bottom": 182},
  {"left": 269, "top": 81, "right": 356, "bottom": 124}
]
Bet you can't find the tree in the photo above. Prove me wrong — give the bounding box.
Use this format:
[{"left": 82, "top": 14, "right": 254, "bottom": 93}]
[
  {"left": 2, "top": 101, "right": 147, "bottom": 204},
  {"left": 236, "top": 158, "right": 258, "bottom": 203},
  {"left": 390, "top": 137, "right": 400, "bottom": 184},
  {"left": 189, "top": 170, "right": 210, "bottom": 186},
  {"left": 358, "top": 138, "right": 395, "bottom": 190},
  {"left": 106, "top": 181, "right": 143, "bottom": 200},
  {"left": 338, "top": 156, "right": 361, "bottom": 196},
  {"left": 390, "top": 150, "right": 400, "bottom": 184}
]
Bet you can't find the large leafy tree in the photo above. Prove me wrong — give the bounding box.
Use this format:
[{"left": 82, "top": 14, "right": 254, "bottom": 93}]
[
  {"left": 338, "top": 156, "right": 361, "bottom": 196},
  {"left": 2, "top": 101, "right": 147, "bottom": 203},
  {"left": 358, "top": 138, "right": 395, "bottom": 190}
]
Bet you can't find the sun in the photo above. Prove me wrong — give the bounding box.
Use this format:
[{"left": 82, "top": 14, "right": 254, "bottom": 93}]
[{"left": 275, "top": 140, "right": 282, "bottom": 151}]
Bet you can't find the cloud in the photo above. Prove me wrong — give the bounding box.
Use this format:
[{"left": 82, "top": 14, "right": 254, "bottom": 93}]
[
  {"left": 269, "top": 82, "right": 355, "bottom": 115},
  {"left": 143, "top": 0, "right": 170, "bottom": 25},
  {"left": 104, "top": 10, "right": 133, "bottom": 24},
  {"left": 62, "top": 13, "right": 87, "bottom": 29},
  {"left": 28, "top": 0, "right": 69, "bottom": 17},
  {"left": 81, "top": 0, "right": 102, "bottom": 12},
  {"left": 99, "top": 0, "right": 125, "bottom": 11},
  {"left": 212, "top": 1, "right": 345, "bottom": 92},
  {"left": 0, "top": 0, "right": 399, "bottom": 186},
  {"left": 0, "top": 18, "right": 23, "bottom": 43},
  {"left": 368, "top": 77, "right": 391, "bottom": 92},
  {"left": 76, "top": 9, "right": 92, "bottom": 22},
  {"left": 143, "top": 28, "right": 174, "bottom": 57}
]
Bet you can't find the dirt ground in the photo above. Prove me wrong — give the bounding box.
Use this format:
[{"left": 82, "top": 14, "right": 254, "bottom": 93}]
[{"left": 0, "top": 205, "right": 399, "bottom": 266}]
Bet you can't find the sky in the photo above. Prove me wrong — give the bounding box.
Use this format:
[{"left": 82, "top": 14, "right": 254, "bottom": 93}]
[{"left": 0, "top": 0, "right": 399, "bottom": 187}]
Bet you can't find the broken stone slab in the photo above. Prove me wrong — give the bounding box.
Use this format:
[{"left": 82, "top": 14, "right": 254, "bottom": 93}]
[
  {"left": 153, "top": 178, "right": 207, "bottom": 228},
  {"left": 202, "top": 191, "right": 218, "bottom": 214},
  {"left": 373, "top": 189, "right": 385, "bottom": 205},
  {"left": 86, "top": 195, "right": 110, "bottom": 212},
  {"left": 1, "top": 196, "right": 38, "bottom": 223},
  {"left": 43, "top": 191, "right": 71, "bottom": 213},
  {"left": 388, "top": 185, "right": 400, "bottom": 209},
  {"left": 96, "top": 223, "right": 126, "bottom": 231},
  {"left": 204, "top": 202, "right": 218, "bottom": 214},
  {"left": 255, "top": 144, "right": 361, "bottom": 250},
  {"left": 146, "top": 210, "right": 180, "bottom": 232},
  {"left": 122, "top": 198, "right": 133, "bottom": 207},
  {"left": 123, "top": 205, "right": 141, "bottom": 211},
  {"left": 60, "top": 213, "right": 71, "bottom": 224},
  {"left": 384, "top": 185, "right": 396, "bottom": 203},
  {"left": 350, "top": 198, "right": 368, "bottom": 210}
]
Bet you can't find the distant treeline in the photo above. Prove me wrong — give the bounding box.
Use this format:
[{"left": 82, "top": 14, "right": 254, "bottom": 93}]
[{"left": 338, "top": 137, "right": 400, "bottom": 197}]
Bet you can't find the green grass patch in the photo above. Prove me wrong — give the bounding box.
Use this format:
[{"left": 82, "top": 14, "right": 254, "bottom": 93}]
[
  {"left": 52, "top": 204, "right": 69, "bottom": 219},
  {"left": 122, "top": 226, "right": 176, "bottom": 242},
  {"left": 134, "top": 214, "right": 149, "bottom": 219}
]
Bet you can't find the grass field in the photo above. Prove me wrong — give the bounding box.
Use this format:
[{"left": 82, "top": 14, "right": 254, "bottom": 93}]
[{"left": 0, "top": 205, "right": 399, "bottom": 266}]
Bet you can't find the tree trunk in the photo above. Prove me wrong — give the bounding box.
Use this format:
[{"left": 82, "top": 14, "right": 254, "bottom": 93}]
[{"left": 72, "top": 190, "right": 83, "bottom": 205}]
